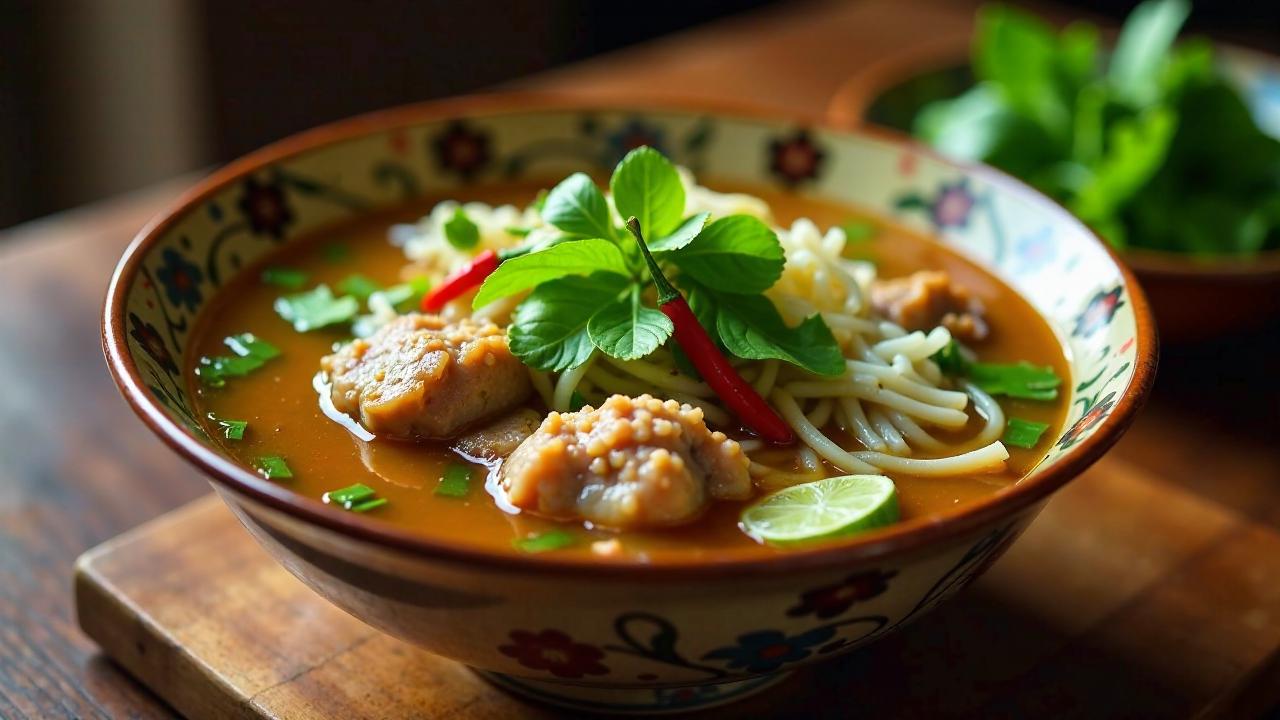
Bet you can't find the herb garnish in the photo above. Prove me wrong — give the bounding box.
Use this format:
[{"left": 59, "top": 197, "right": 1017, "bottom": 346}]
[
  {"left": 274, "top": 285, "right": 360, "bottom": 332},
  {"left": 324, "top": 482, "right": 387, "bottom": 512},
  {"left": 513, "top": 530, "right": 575, "bottom": 553},
  {"left": 1003, "top": 417, "right": 1051, "bottom": 448},
  {"left": 261, "top": 267, "right": 309, "bottom": 290},
  {"left": 337, "top": 274, "right": 381, "bottom": 301},
  {"left": 915, "top": 0, "right": 1280, "bottom": 255},
  {"left": 254, "top": 455, "right": 293, "bottom": 480},
  {"left": 479, "top": 147, "right": 842, "bottom": 377},
  {"left": 434, "top": 463, "right": 473, "bottom": 498},
  {"left": 196, "top": 333, "right": 280, "bottom": 387},
  {"left": 934, "top": 340, "right": 1062, "bottom": 401},
  {"left": 210, "top": 414, "right": 248, "bottom": 440},
  {"left": 443, "top": 207, "right": 480, "bottom": 250}
]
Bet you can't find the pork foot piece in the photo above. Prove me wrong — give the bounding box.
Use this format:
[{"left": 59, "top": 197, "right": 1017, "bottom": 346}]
[
  {"left": 500, "top": 394, "right": 752, "bottom": 529},
  {"left": 322, "top": 314, "right": 532, "bottom": 439},
  {"left": 869, "top": 270, "right": 989, "bottom": 342}
]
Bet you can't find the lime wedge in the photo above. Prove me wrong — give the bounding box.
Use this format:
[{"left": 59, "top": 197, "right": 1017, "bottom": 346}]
[{"left": 741, "top": 474, "right": 899, "bottom": 545}]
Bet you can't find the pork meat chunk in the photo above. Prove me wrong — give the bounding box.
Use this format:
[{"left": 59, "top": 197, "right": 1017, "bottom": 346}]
[
  {"left": 500, "top": 394, "right": 752, "bottom": 529},
  {"left": 869, "top": 270, "right": 989, "bottom": 342},
  {"left": 322, "top": 314, "right": 532, "bottom": 439}
]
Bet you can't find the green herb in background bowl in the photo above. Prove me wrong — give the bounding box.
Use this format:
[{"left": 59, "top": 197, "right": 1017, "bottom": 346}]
[{"left": 841, "top": 0, "right": 1280, "bottom": 341}]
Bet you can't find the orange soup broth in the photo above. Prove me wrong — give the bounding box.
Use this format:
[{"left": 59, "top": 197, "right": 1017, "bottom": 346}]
[{"left": 187, "top": 182, "right": 1069, "bottom": 562}]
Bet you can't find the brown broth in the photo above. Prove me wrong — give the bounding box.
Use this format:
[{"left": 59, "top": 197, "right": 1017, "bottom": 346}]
[{"left": 186, "top": 182, "right": 1069, "bottom": 562}]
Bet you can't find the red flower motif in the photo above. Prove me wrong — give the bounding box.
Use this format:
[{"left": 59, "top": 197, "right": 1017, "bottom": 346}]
[
  {"left": 499, "top": 629, "right": 609, "bottom": 679},
  {"left": 769, "top": 130, "right": 825, "bottom": 186},
  {"left": 432, "top": 121, "right": 491, "bottom": 180},
  {"left": 787, "top": 569, "right": 896, "bottom": 619},
  {"left": 237, "top": 177, "right": 295, "bottom": 239},
  {"left": 128, "top": 312, "right": 177, "bottom": 375},
  {"left": 1057, "top": 392, "right": 1116, "bottom": 450},
  {"left": 1073, "top": 287, "right": 1124, "bottom": 338}
]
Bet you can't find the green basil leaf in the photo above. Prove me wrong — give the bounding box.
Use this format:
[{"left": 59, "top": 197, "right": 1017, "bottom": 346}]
[
  {"left": 649, "top": 212, "right": 710, "bottom": 253},
  {"left": 715, "top": 293, "right": 844, "bottom": 376},
  {"left": 473, "top": 238, "right": 629, "bottom": 308},
  {"left": 542, "top": 172, "right": 615, "bottom": 240},
  {"left": 1109, "top": 0, "right": 1191, "bottom": 107},
  {"left": 587, "top": 286, "right": 673, "bottom": 361},
  {"left": 610, "top": 146, "right": 685, "bottom": 238},
  {"left": 1070, "top": 106, "right": 1177, "bottom": 224},
  {"left": 669, "top": 215, "right": 784, "bottom": 294},
  {"left": 274, "top": 285, "right": 359, "bottom": 332},
  {"left": 509, "top": 273, "right": 629, "bottom": 371},
  {"left": 974, "top": 4, "right": 1070, "bottom": 138},
  {"left": 443, "top": 207, "right": 480, "bottom": 250}
]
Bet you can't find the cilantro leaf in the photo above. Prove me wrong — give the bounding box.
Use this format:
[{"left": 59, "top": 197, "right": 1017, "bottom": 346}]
[
  {"left": 274, "top": 285, "right": 359, "bottom": 332},
  {"left": 473, "top": 238, "right": 629, "bottom": 308},
  {"left": 261, "top": 267, "right": 308, "bottom": 290},
  {"left": 337, "top": 274, "right": 382, "bottom": 301},
  {"left": 542, "top": 172, "right": 615, "bottom": 240},
  {"left": 969, "top": 361, "right": 1062, "bottom": 401},
  {"left": 1003, "top": 417, "right": 1050, "bottom": 448},
  {"left": 196, "top": 334, "right": 280, "bottom": 387},
  {"left": 587, "top": 285, "right": 674, "bottom": 361},
  {"left": 213, "top": 417, "right": 248, "bottom": 440},
  {"left": 668, "top": 215, "right": 784, "bottom": 294},
  {"left": 714, "top": 293, "right": 845, "bottom": 377},
  {"left": 648, "top": 212, "right": 710, "bottom": 253},
  {"left": 376, "top": 276, "right": 431, "bottom": 311},
  {"left": 610, "top": 147, "right": 685, "bottom": 238},
  {"left": 254, "top": 455, "right": 293, "bottom": 480},
  {"left": 509, "top": 273, "right": 629, "bottom": 371},
  {"left": 443, "top": 207, "right": 480, "bottom": 250}
]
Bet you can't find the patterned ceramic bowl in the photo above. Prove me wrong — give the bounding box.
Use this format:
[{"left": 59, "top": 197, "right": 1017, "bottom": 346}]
[{"left": 103, "top": 94, "right": 1156, "bottom": 715}]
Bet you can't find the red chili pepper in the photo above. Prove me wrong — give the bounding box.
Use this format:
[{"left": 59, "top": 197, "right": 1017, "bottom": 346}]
[
  {"left": 626, "top": 217, "right": 795, "bottom": 446},
  {"left": 420, "top": 249, "right": 501, "bottom": 312}
]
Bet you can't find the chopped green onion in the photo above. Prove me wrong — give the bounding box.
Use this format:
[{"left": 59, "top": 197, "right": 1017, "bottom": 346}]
[
  {"left": 196, "top": 333, "right": 280, "bottom": 386},
  {"left": 513, "top": 530, "right": 575, "bottom": 553},
  {"left": 211, "top": 415, "right": 248, "bottom": 440},
  {"left": 322, "top": 243, "right": 350, "bottom": 263},
  {"left": 970, "top": 361, "right": 1061, "bottom": 401},
  {"left": 505, "top": 226, "right": 533, "bottom": 238},
  {"left": 444, "top": 207, "right": 480, "bottom": 250},
  {"left": 434, "top": 463, "right": 473, "bottom": 498},
  {"left": 932, "top": 340, "right": 1061, "bottom": 401},
  {"left": 254, "top": 455, "right": 293, "bottom": 480},
  {"left": 274, "top": 285, "right": 359, "bottom": 332},
  {"left": 337, "top": 274, "right": 382, "bottom": 301},
  {"left": 839, "top": 219, "right": 877, "bottom": 243},
  {"left": 261, "top": 267, "right": 309, "bottom": 290},
  {"left": 324, "top": 482, "right": 387, "bottom": 512},
  {"left": 1003, "top": 417, "right": 1051, "bottom": 448}
]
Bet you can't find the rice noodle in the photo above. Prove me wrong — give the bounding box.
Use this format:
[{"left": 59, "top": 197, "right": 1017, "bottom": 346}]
[
  {"left": 553, "top": 354, "right": 596, "bottom": 411},
  {"left": 856, "top": 441, "right": 1010, "bottom": 476},
  {"left": 772, "top": 389, "right": 880, "bottom": 474},
  {"left": 603, "top": 356, "right": 712, "bottom": 397},
  {"left": 868, "top": 408, "right": 911, "bottom": 456}
]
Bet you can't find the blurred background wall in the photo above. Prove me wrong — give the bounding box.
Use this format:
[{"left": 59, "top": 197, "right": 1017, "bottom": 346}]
[{"left": 0, "top": 0, "right": 1276, "bottom": 230}]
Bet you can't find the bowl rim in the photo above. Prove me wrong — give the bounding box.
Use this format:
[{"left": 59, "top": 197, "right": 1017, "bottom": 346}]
[
  {"left": 825, "top": 35, "right": 1280, "bottom": 278},
  {"left": 102, "top": 91, "right": 1159, "bottom": 579}
]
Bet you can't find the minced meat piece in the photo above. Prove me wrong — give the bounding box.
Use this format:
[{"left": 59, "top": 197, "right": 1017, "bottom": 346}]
[
  {"left": 322, "top": 314, "right": 531, "bottom": 439},
  {"left": 500, "top": 394, "right": 752, "bottom": 529},
  {"left": 869, "top": 270, "right": 989, "bottom": 342}
]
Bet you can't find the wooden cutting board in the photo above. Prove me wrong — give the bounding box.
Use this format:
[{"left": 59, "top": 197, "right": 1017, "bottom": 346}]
[{"left": 74, "top": 457, "right": 1280, "bottom": 719}]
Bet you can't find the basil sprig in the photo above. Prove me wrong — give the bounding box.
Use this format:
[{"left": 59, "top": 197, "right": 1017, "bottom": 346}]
[{"left": 477, "top": 147, "right": 842, "bottom": 376}]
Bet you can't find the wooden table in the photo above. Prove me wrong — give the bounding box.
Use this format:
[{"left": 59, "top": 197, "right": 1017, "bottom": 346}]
[{"left": 2, "top": 1, "right": 1277, "bottom": 717}]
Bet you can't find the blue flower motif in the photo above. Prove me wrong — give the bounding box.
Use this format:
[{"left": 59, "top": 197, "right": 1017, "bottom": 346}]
[
  {"left": 703, "top": 626, "right": 836, "bottom": 673},
  {"left": 606, "top": 119, "right": 667, "bottom": 165},
  {"left": 1013, "top": 226, "right": 1056, "bottom": 273},
  {"left": 154, "top": 247, "right": 204, "bottom": 311}
]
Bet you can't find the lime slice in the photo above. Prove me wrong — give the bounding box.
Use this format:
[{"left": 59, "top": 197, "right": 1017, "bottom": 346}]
[{"left": 741, "top": 474, "right": 899, "bottom": 545}]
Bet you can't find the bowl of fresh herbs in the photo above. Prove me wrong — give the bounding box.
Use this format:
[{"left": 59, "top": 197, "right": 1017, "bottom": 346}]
[{"left": 829, "top": 0, "right": 1280, "bottom": 341}]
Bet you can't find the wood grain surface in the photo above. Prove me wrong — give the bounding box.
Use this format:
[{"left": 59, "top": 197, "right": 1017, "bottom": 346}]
[
  {"left": 3, "top": 0, "right": 1280, "bottom": 717},
  {"left": 74, "top": 467, "right": 1280, "bottom": 720}
]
